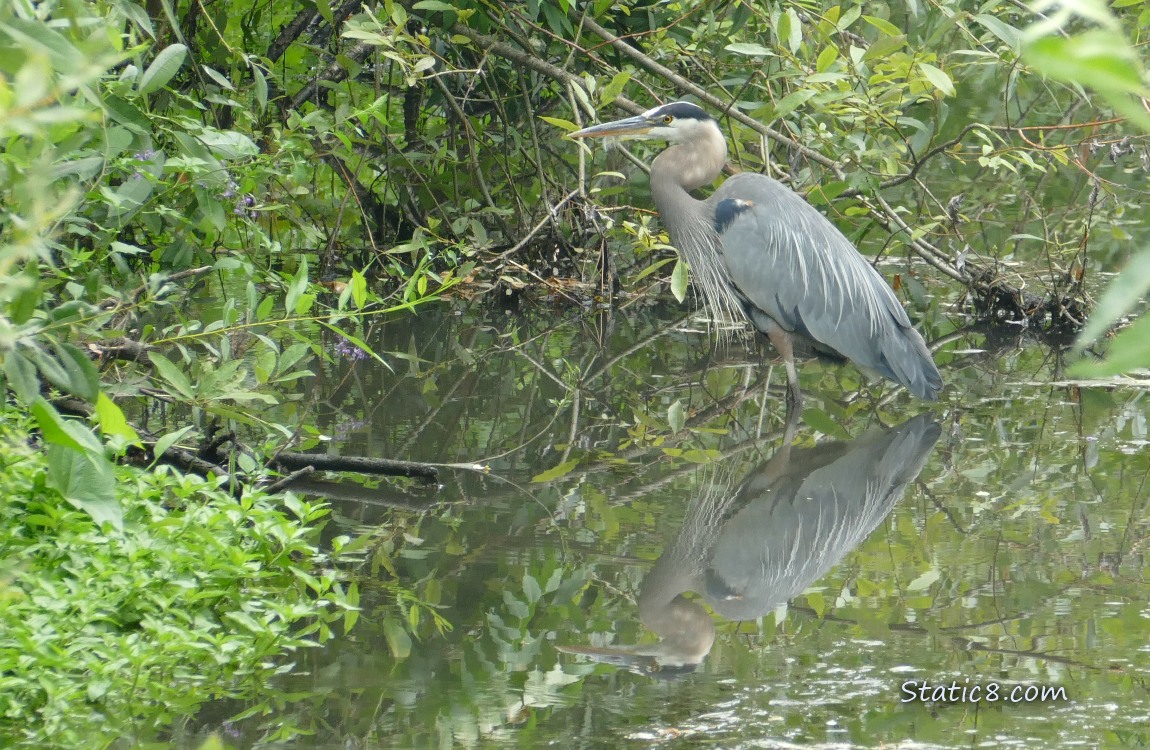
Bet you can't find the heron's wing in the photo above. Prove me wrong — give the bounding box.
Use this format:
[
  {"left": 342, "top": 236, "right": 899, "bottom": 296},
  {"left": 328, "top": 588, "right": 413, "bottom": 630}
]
[{"left": 712, "top": 174, "right": 941, "bottom": 399}]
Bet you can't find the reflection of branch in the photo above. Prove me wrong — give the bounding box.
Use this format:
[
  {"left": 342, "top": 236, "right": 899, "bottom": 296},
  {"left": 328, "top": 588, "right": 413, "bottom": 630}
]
[
  {"left": 787, "top": 605, "right": 1104, "bottom": 671},
  {"left": 946, "top": 637, "right": 1100, "bottom": 671},
  {"left": 560, "top": 388, "right": 582, "bottom": 464},
  {"left": 513, "top": 349, "right": 573, "bottom": 393},
  {"left": 582, "top": 314, "right": 689, "bottom": 383},
  {"left": 284, "top": 477, "right": 440, "bottom": 510},
  {"left": 922, "top": 484, "right": 969, "bottom": 534}
]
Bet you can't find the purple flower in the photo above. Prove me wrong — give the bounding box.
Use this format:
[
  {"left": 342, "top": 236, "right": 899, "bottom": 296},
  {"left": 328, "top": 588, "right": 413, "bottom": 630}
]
[{"left": 334, "top": 339, "right": 369, "bottom": 361}]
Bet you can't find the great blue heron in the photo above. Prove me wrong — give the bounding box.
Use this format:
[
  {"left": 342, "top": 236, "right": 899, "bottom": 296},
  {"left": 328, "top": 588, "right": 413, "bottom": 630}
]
[
  {"left": 558, "top": 414, "right": 941, "bottom": 675},
  {"left": 570, "top": 102, "right": 943, "bottom": 414}
]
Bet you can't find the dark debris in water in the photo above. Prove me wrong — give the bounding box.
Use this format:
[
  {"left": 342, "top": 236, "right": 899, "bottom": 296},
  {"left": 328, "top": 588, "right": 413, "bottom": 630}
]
[{"left": 966, "top": 265, "right": 1089, "bottom": 336}]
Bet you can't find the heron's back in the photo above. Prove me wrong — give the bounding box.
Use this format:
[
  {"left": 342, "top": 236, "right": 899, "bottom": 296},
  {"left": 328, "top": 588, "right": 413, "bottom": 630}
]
[{"left": 710, "top": 173, "right": 942, "bottom": 400}]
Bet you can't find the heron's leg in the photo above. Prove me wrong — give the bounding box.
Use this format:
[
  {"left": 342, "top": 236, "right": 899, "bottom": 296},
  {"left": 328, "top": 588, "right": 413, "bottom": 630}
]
[{"left": 766, "top": 327, "right": 804, "bottom": 427}]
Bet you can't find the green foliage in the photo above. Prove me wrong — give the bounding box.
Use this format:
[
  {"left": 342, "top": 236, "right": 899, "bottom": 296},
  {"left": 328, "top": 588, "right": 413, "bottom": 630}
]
[
  {"left": 1019, "top": 0, "right": 1150, "bottom": 374},
  {"left": 0, "top": 408, "right": 353, "bottom": 749},
  {"left": 0, "top": 0, "right": 472, "bottom": 524}
]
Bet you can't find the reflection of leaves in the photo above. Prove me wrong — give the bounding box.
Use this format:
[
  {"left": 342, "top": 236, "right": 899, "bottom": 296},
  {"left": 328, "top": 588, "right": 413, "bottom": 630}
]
[
  {"left": 382, "top": 617, "right": 412, "bottom": 659},
  {"left": 803, "top": 408, "right": 850, "bottom": 439},
  {"left": 670, "top": 257, "right": 688, "bottom": 303},
  {"left": 906, "top": 569, "right": 940, "bottom": 592},
  {"left": 531, "top": 458, "right": 579, "bottom": 483},
  {"left": 667, "top": 399, "right": 685, "bottom": 433}
]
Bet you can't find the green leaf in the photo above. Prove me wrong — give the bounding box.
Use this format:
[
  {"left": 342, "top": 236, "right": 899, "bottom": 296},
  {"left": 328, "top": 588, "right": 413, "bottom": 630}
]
[
  {"left": 540, "top": 115, "right": 578, "bottom": 131},
  {"left": 773, "top": 89, "right": 818, "bottom": 120},
  {"left": 974, "top": 14, "right": 1022, "bottom": 54},
  {"left": 413, "top": 0, "right": 457, "bottom": 10},
  {"left": 47, "top": 444, "right": 122, "bottom": 531},
  {"left": 198, "top": 129, "right": 260, "bottom": 159},
  {"left": 95, "top": 393, "right": 142, "bottom": 445},
  {"left": 816, "top": 44, "right": 839, "bottom": 73},
  {"left": 3, "top": 351, "right": 40, "bottom": 403},
  {"left": 725, "top": 42, "right": 775, "bottom": 57},
  {"left": 523, "top": 573, "right": 542, "bottom": 604},
  {"left": 807, "top": 181, "right": 849, "bottom": 206},
  {"left": 863, "top": 34, "right": 906, "bottom": 61},
  {"left": 667, "top": 399, "right": 685, "bottom": 433},
  {"left": 350, "top": 270, "right": 368, "bottom": 310},
  {"left": 382, "top": 617, "right": 412, "bottom": 659},
  {"left": 1076, "top": 251, "right": 1150, "bottom": 347},
  {"left": 1024, "top": 31, "right": 1148, "bottom": 94},
  {"left": 907, "top": 568, "right": 940, "bottom": 592},
  {"left": 29, "top": 345, "right": 72, "bottom": 395},
  {"left": 918, "top": 62, "right": 955, "bottom": 96},
  {"left": 631, "top": 256, "right": 676, "bottom": 283},
  {"left": 286, "top": 258, "right": 309, "bottom": 315},
  {"left": 531, "top": 458, "right": 580, "bottom": 483},
  {"left": 148, "top": 352, "right": 195, "bottom": 400},
  {"left": 52, "top": 341, "right": 99, "bottom": 401},
  {"left": 863, "top": 15, "right": 901, "bottom": 36},
  {"left": 599, "top": 71, "right": 631, "bottom": 104},
  {"left": 251, "top": 63, "right": 268, "bottom": 112},
  {"left": 785, "top": 7, "right": 803, "bottom": 53},
  {"left": 201, "top": 65, "right": 234, "bottom": 91},
  {"left": 1069, "top": 314, "right": 1150, "bottom": 377},
  {"left": 138, "top": 43, "right": 188, "bottom": 95},
  {"left": 31, "top": 398, "right": 91, "bottom": 453},
  {"left": 344, "top": 581, "right": 360, "bottom": 632},
  {"left": 802, "top": 408, "right": 850, "bottom": 439},
  {"left": 151, "top": 425, "right": 197, "bottom": 464},
  {"left": 670, "top": 257, "right": 689, "bottom": 303}
]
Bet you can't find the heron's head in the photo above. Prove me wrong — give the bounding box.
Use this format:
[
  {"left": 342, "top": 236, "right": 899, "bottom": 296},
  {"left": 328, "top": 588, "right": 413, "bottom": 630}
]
[{"left": 569, "top": 101, "right": 716, "bottom": 144}]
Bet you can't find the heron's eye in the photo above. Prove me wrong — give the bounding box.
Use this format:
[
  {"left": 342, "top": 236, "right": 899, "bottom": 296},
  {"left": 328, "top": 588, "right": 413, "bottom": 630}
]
[{"left": 662, "top": 115, "right": 673, "bottom": 124}]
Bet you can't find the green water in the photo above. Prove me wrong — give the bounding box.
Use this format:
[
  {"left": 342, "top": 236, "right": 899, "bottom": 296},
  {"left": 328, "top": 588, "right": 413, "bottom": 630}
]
[{"left": 174, "top": 300, "right": 1150, "bottom": 748}]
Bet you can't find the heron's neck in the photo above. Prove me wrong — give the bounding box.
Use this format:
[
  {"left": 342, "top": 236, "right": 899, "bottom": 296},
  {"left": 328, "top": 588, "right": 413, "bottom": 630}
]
[
  {"left": 647, "top": 125, "right": 746, "bottom": 330},
  {"left": 650, "top": 123, "right": 726, "bottom": 196},
  {"left": 649, "top": 124, "right": 726, "bottom": 243}
]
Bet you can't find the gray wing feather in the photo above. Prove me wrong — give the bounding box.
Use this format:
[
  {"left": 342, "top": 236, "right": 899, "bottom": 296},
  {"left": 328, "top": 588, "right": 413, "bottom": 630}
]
[{"left": 711, "top": 173, "right": 941, "bottom": 399}]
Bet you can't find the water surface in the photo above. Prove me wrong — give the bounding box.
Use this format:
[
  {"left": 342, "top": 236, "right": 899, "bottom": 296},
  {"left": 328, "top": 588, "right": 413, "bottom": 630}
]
[{"left": 176, "top": 300, "right": 1150, "bottom": 748}]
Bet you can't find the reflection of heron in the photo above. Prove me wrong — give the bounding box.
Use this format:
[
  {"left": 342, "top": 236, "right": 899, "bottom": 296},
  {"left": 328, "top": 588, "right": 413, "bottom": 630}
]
[
  {"left": 559, "top": 414, "right": 941, "bottom": 675},
  {"left": 571, "top": 103, "right": 942, "bottom": 417}
]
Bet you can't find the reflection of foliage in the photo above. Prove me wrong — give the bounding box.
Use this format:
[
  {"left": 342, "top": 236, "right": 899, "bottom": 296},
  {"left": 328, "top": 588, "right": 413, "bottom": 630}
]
[{"left": 195, "top": 306, "right": 1150, "bottom": 746}]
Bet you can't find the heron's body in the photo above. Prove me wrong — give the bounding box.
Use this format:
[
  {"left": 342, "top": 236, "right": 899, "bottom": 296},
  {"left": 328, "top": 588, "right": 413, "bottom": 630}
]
[{"left": 572, "top": 102, "right": 942, "bottom": 410}]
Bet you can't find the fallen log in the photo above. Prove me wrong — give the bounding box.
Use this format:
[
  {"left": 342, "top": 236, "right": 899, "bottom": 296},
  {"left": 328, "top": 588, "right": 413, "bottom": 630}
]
[{"left": 270, "top": 451, "right": 440, "bottom": 481}]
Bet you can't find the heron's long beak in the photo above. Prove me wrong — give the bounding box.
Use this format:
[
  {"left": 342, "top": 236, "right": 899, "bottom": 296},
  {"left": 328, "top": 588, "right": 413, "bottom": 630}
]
[{"left": 569, "top": 114, "right": 653, "bottom": 139}]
